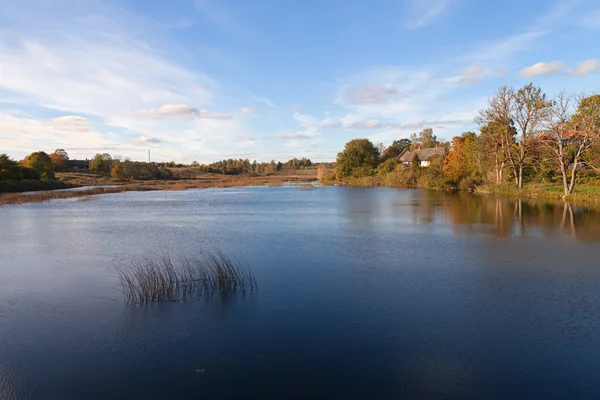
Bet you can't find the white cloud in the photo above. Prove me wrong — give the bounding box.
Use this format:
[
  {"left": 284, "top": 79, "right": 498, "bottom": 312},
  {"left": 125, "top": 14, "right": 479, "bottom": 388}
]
[
  {"left": 133, "top": 104, "right": 233, "bottom": 119},
  {"left": 404, "top": 0, "right": 450, "bottom": 30},
  {"left": 0, "top": 4, "right": 258, "bottom": 162},
  {"left": 443, "top": 65, "right": 493, "bottom": 85},
  {"left": 240, "top": 106, "right": 254, "bottom": 114},
  {"left": 461, "top": 66, "right": 485, "bottom": 76},
  {"left": 569, "top": 59, "right": 600, "bottom": 76},
  {"left": 46, "top": 116, "right": 92, "bottom": 132},
  {"left": 0, "top": 112, "right": 120, "bottom": 157},
  {"left": 517, "top": 61, "right": 564, "bottom": 77}
]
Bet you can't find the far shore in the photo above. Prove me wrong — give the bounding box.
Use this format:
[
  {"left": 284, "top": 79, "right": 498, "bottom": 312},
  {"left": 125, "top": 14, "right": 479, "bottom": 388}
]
[{"left": 0, "top": 170, "right": 318, "bottom": 205}]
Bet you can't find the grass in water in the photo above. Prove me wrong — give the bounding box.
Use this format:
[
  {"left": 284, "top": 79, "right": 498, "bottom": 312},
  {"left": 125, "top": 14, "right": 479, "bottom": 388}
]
[{"left": 115, "top": 250, "right": 257, "bottom": 305}]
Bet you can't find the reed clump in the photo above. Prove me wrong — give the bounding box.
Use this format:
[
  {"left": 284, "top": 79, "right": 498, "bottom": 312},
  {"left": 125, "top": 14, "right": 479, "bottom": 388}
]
[{"left": 115, "top": 250, "right": 257, "bottom": 305}]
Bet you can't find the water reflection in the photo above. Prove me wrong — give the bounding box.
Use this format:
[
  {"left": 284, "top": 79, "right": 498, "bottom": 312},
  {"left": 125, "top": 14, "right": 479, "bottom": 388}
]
[
  {"left": 423, "top": 191, "right": 600, "bottom": 241},
  {"left": 337, "top": 188, "right": 600, "bottom": 241}
]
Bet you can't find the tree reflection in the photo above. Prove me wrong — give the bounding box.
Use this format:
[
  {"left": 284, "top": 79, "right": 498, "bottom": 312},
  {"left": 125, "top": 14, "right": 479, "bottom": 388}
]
[{"left": 415, "top": 190, "right": 600, "bottom": 241}]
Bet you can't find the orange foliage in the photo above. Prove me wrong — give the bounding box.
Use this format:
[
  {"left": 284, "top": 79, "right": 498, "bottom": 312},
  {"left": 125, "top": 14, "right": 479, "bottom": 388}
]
[{"left": 443, "top": 136, "right": 466, "bottom": 183}]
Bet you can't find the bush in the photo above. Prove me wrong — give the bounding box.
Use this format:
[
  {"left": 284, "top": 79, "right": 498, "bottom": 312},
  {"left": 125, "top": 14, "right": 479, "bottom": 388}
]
[{"left": 459, "top": 176, "right": 483, "bottom": 192}]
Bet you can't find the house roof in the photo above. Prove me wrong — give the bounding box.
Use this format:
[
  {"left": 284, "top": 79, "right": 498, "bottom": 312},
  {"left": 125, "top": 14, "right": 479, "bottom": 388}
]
[{"left": 398, "top": 147, "right": 446, "bottom": 162}]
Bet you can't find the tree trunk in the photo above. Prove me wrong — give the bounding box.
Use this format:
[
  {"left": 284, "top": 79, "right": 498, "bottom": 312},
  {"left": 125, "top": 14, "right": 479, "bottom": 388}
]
[
  {"left": 568, "top": 162, "right": 578, "bottom": 195},
  {"left": 560, "top": 163, "right": 569, "bottom": 197}
]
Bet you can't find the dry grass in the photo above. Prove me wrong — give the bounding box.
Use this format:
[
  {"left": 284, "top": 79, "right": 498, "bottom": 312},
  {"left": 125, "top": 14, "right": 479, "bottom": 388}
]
[
  {"left": 0, "top": 187, "right": 130, "bottom": 205},
  {"left": 0, "top": 171, "right": 318, "bottom": 206},
  {"left": 115, "top": 250, "right": 257, "bottom": 305}
]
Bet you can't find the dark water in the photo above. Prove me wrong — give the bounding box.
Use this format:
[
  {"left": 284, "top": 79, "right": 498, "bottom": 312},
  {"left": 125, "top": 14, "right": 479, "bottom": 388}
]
[{"left": 1, "top": 187, "right": 600, "bottom": 399}]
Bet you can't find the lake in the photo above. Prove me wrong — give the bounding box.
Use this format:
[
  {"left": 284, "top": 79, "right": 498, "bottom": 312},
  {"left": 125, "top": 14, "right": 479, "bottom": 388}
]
[{"left": 1, "top": 186, "right": 600, "bottom": 399}]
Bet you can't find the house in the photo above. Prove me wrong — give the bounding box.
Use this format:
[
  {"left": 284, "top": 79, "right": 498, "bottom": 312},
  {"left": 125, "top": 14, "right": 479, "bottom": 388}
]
[
  {"left": 398, "top": 147, "right": 446, "bottom": 167},
  {"left": 67, "top": 159, "right": 90, "bottom": 170}
]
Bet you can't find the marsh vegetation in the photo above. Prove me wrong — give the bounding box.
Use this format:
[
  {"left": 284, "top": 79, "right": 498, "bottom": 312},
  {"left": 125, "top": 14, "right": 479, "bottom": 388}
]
[{"left": 115, "top": 250, "right": 257, "bottom": 305}]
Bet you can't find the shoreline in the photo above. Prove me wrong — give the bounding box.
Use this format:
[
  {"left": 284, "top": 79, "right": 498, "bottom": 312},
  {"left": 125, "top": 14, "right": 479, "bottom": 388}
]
[
  {"left": 3, "top": 172, "right": 599, "bottom": 209},
  {"left": 327, "top": 177, "right": 600, "bottom": 208},
  {"left": 0, "top": 173, "right": 318, "bottom": 206}
]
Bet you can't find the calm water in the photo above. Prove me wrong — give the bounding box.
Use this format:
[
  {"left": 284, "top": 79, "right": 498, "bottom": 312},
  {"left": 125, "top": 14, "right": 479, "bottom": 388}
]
[{"left": 1, "top": 187, "right": 600, "bottom": 399}]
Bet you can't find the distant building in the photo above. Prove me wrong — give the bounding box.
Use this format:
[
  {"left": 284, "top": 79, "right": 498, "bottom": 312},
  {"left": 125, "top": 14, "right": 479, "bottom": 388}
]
[
  {"left": 67, "top": 159, "right": 90, "bottom": 170},
  {"left": 398, "top": 147, "right": 446, "bottom": 167}
]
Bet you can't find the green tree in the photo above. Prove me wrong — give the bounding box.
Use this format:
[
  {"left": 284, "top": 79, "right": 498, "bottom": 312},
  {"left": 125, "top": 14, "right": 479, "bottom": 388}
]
[
  {"left": 336, "top": 139, "right": 380, "bottom": 178},
  {"left": 510, "top": 83, "right": 550, "bottom": 188},
  {"left": 0, "top": 154, "right": 18, "bottom": 181},
  {"left": 89, "top": 153, "right": 113, "bottom": 174},
  {"left": 21, "top": 151, "right": 55, "bottom": 179},
  {"left": 410, "top": 128, "right": 437, "bottom": 149},
  {"left": 381, "top": 139, "right": 412, "bottom": 161}
]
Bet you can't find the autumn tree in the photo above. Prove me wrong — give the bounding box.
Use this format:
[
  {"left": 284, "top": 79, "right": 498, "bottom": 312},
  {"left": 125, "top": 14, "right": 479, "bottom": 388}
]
[
  {"left": 111, "top": 162, "right": 124, "bottom": 180},
  {"left": 543, "top": 93, "right": 600, "bottom": 195},
  {"left": 50, "top": 149, "right": 69, "bottom": 171},
  {"left": 336, "top": 138, "right": 380, "bottom": 177},
  {"left": 477, "top": 84, "right": 549, "bottom": 188},
  {"left": 443, "top": 136, "right": 467, "bottom": 185},
  {"left": 21, "top": 151, "right": 55, "bottom": 179}
]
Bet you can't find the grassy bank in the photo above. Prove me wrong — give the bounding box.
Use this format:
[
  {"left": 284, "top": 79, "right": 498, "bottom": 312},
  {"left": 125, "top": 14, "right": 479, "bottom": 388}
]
[
  {"left": 0, "top": 186, "right": 161, "bottom": 205},
  {"left": 0, "top": 179, "right": 75, "bottom": 193},
  {"left": 475, "top": 183, "right": 600, "bottom": 206}
]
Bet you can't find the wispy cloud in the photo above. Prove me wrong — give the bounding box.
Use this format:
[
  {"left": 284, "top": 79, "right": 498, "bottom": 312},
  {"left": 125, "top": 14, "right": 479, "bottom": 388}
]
[
  {"left": 133, "top": 104, "right": 234, "bottom": 120},
  {"left": 0, "top": 3, "right": 255, "bottom": 161},
  {"left": 518, "top": 61, "right": 564, "bottom": 77},
  {"left": 194, "top": 0, "right": 254, "bottom": 38},
  {"left": 341, "top": 85, "right": 406, "bottom": 105},
  {"left": 131, "top": 136, "right": 162, "bottom": 144},
  {"left": 569, "top": 59, "right": 600, "bottom": 76},
  {"left": 580, "top": 9, "right": 600, "bottom": 29},
  {"left": 345, "top": 120, "right": 382, "bottom": 130},
  {"left": 404, "top": 0, "right": 450, "bottom": 30}
]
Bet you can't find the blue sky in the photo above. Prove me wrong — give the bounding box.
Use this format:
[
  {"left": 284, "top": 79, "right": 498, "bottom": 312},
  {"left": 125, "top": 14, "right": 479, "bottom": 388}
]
[{"left": 1, "top": 0, "right": 599, "bottom": 163}]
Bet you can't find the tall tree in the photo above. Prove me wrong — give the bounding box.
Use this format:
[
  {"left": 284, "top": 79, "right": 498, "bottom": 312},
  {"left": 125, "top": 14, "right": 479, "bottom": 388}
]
[
  {"left": 476, "top": 86, "right": 515, "bottom": 185},
  {"left": 410, "top": 128, "right": 437, "bottom": 149},
  {"left": 543, "top": 93, "right": 600, "bottom": 195},
  {"left": 511, "top": 83, "right": 550, "bottom": 188},
  {"left": 336, "top": 139, "right": 380, "bottom": 177}
]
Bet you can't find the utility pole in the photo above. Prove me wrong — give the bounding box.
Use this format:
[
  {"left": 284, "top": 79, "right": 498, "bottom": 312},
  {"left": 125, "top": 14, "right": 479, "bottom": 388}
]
[{"left": 148, "top": 149, "right": 151, "bottom": 163}]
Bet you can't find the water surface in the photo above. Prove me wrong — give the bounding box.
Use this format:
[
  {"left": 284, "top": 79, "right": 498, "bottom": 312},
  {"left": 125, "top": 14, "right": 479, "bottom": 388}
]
[{"left": 1, "top": 187, "right": 599, "bottom": 399}]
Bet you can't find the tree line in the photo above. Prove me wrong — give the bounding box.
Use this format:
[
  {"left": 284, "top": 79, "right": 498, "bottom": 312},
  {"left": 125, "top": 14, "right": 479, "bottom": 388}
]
[
  {"left": 333, "top": 84, "right": 600, "bottom": 196},
  {"left": 198, "top": 157, "right": 313, "bottom": 175},
  {"left": 1, "top": 149, "right": 318, "bottom": 184}
]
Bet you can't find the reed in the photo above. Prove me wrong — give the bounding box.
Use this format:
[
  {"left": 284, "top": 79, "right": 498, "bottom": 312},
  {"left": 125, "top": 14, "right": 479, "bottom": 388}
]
[{"left": 115, "top": 250, "right": 257, "bottom": 305}]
